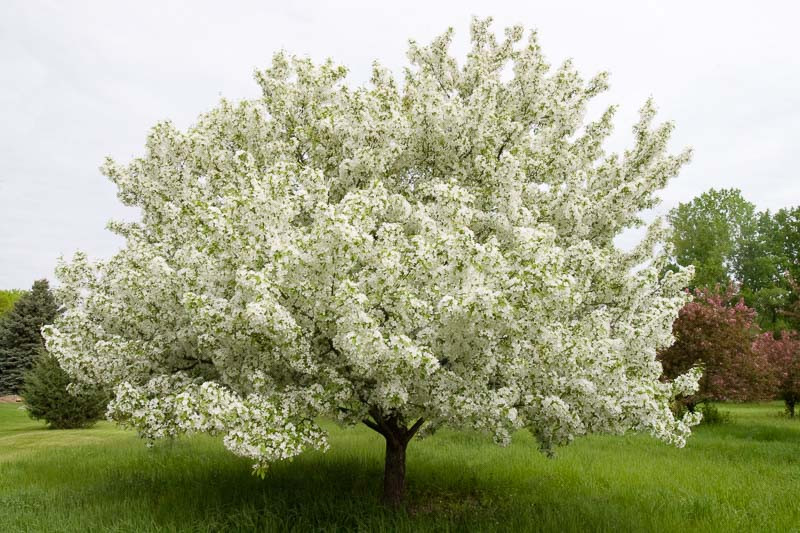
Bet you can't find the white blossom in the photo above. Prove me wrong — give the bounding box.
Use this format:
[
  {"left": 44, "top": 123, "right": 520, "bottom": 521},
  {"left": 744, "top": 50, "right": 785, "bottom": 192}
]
[{"left": 43, "top": 18, "right": 699, "bottom": 471}]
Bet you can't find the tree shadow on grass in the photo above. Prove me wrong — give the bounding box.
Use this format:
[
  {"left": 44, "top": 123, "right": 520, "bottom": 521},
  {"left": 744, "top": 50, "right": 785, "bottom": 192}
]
[
  {"left": 41, "top": 440, "right": 671, "bottom": 532},
  {"left": 14, "top": 429, "right": 792, "bottom": 532}
]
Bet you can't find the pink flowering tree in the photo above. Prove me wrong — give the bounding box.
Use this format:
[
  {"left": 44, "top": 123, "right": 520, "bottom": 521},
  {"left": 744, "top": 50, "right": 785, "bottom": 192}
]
[
  {"left": 752, "top": 331, "right": 800, "bottom": 417},
  {"left": 659, "top": 286, "right": 772, "bottom": 409}
]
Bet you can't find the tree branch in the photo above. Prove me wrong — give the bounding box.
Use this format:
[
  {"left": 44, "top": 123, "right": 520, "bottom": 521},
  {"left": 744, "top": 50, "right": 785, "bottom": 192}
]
[
  {"left": 362, "top": 417, "right": 384, "bottom": 435},
  {"left": 174, "top": 358, "right": 213, "bottom": 371},
  {"left": 405, "top": 417, "right": 425, "bottom": 441}
]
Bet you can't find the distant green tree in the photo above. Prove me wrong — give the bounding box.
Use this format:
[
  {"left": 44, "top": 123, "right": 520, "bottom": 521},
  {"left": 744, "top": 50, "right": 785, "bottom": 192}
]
[
  {"left": 669, "top": 190, "right": 800, "bottom": 330},
  {"left": 668, "top": 189, "right": 756, "bottom": 289},
  {"left": 0, "top": 280, "right": 59, "bottom": 395},
  {"left": 735, "top": 208, "right": 800, "bottom": 330},
  {"left": 779, "top": 274, "right": 800, "bottom": 331},
  {"left": 22, "top": 350, "right": 108, "bottom": 429},
  {"left": 772, "top": 207, "right": 800, "bottom": 281},
  {"left": 734, "top": 211, "right": 783, "bottom": 289},
  {"left": 0, "top": 289, "right": 25, "bottom": 317},
  {"left": 744, "top": 286, "right": 793, "bottom": 331}
]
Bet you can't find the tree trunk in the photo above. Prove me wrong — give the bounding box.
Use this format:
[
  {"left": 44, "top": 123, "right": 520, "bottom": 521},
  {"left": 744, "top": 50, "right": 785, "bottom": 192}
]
[
  {"left": 362, "top": 409, "right": 424, "bottom": 507},
  {"left": 382, "top": 436, "right": 407, "bottom": 507},
  {"left": 788, "top": 399, "right": 796, "bottom": 418}
]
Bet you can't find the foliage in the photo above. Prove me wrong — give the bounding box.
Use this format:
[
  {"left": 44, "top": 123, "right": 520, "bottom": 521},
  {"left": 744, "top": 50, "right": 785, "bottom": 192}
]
[
  {"left": 0, "top": 289, "right": 25, "bottom": 317},
  {"left": 0, "top": 280, "right": 58, "bottom": 395},
  {"left": 732, "top": 211, "right": 782, "bottom": 290},
  {"left": 734, "top": 210, "right": 798, "bottom": 330},
  {"left": 740, "top": 285, "right": 792, "bottom": 332},
  {"left": 21, "top": 350, "right": 108, "bottom": 429},
  {"left": 752, "top": 331, "right": 800, "bottom": 417},
  {"left": 667, "top": 189, "right": 756, "bottom": 289},
  {"left": 771, "top": 207, "right": 800, "bottom": 282},
  {"left": 667, "top": 190, "right": 800, "bottom": 331},
  {"left": 659, "top": 286, "right": 771, "bottom": 406},
  {"left": 777, "top": 274, "right": 800, "bottom": 331},
  {"left": 44, "top": 18, "right": 700, "bottom": 503},
  {"left": 694, "top": 402, "right": 731, "bottom": 425},
  {"left": 734, "top": 211, "right": 788, "bottom": 329}
]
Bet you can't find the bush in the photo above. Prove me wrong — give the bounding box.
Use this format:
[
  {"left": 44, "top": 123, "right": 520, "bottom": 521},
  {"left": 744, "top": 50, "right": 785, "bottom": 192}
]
[
  {"left": 670, "top": 399, "right": 731, "bottom": 424},
  {"left": 22, "top": 352, "right": 108, "bottom": 429},
  {"left": 696, "top": 402, "right": 731, "bottom": 425}
]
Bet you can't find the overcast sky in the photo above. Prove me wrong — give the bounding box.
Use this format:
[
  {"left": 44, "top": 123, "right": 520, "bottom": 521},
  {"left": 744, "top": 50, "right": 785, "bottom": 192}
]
[{"left": 1, "top": 0, "right": 799, "bottom": 289}]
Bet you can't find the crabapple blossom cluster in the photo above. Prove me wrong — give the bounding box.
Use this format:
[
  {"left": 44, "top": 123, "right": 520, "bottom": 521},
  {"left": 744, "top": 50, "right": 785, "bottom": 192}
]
[{"left": 44, "top": 18, "right": 701, "bottom": 473}]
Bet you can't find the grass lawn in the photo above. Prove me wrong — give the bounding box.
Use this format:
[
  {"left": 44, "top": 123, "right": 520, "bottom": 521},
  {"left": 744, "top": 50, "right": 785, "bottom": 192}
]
[{"left": 1, "top": 402, "right": 798, "bottom": 532}]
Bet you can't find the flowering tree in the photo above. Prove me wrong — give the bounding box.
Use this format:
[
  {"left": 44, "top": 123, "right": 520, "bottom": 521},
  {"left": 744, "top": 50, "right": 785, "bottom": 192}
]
[
  {"left": 659, "top": 286, "right": 770, "bottom": 408},
  {"left": 752, "top": 331, "right": 800, "bottom": 417},
  {"left": 44, "top": 19, "right": 700, "bottom": 505}
]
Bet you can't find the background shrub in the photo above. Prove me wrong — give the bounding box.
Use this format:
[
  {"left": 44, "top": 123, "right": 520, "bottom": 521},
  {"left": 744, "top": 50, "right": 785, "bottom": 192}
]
[
  {"left": 22, "top": 351, "right": 108, "bottom": 429},
  {"left": 695, "top": 402, "right": 731, "bottom": 425}
]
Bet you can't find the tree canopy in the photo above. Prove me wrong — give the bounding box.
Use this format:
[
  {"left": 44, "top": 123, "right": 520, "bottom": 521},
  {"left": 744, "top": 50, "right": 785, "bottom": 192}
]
[{"left": 668, "top": 189, "right": 755, "bottom": 289}]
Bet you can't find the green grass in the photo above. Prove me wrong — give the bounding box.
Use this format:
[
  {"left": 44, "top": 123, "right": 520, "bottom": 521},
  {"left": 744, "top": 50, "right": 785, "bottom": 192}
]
[{"left": 1, "top": 402, "right": 798, "bottom": 532}]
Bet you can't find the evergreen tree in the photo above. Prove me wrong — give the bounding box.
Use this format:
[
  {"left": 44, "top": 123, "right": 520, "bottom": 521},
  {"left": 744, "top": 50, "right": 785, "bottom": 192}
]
[
  {"left": 0, "top": 280, "right": 58, "bottom": 395},
  {"left": 22, "top": 350, "right": 108, "bottom": 429}
]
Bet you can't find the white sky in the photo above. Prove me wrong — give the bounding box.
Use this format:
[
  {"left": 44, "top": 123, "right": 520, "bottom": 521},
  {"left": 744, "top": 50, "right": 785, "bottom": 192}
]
[{"left": 1, "top": 0, "right": 799, "bottom": 289}]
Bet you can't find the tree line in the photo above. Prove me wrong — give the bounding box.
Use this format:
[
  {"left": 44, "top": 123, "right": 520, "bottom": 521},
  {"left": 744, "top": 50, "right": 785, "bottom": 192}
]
[
  {"left": 661, "top": 188, "right": 800, "bottom": 416},
  {"left": 668, "top": 188, "right": 800, "bottom": 330}
]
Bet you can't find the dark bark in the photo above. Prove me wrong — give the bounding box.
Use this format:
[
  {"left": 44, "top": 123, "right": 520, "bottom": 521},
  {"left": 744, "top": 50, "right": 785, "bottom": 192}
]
[
  {"left": 383, "top": 436, "right": 407, "bottom": 507},
  {"left": 362, "top": 410, "right": 424, "bottom": 506},
  {"left": 787, "top": 398, "right": 796, "bottom": 418}
]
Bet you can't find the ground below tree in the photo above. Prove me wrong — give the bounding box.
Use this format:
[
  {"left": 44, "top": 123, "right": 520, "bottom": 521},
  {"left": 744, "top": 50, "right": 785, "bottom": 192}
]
[{"left": 0, "top": 402, "right": 798, "bottom": 532}]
